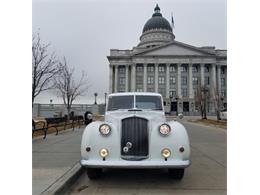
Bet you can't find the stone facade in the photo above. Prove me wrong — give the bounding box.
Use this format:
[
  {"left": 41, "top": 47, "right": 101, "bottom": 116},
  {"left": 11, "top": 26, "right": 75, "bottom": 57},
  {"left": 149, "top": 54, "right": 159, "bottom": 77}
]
[{"left": 107, "top": 5, "right": 227, "bottom": 115}]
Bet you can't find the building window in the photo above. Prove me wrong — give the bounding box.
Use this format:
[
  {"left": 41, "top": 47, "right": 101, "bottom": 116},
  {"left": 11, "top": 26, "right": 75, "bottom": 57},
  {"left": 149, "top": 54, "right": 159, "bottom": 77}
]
[
  {"left": 181, "top": 65, "right": 187, "bottom": 72},
  {"left": 119, "top": 67, "right": 125, "bottom": 73},
  {"left": 205, "top": 65, "right": 210, "bottom": 73},
  {"left": 158, "top": 65, "right": 165, "bottom": 72},
  {"left": 169, "top": 65, "right": 176, "bottom": 72},
  {"left": 136, "top": 66, "right": 143, "bottom": 72},
  {"left": 182, "top": 88, "right": 188, "bottom": 97},
  {"left": 136, "top": 76, "right": 143, "bottom": 84},
  {"left": 158, "top": 88, "right": 166, "bottom": 97},
  {"left": 119, "top": 77, "right": 125, "bottom": 85},
  {"left": 221, "top": 78, "right": 225, "bottom": 87},
  {"left": 181, "top": 76, "right": 187, "bottom": 85},
  {"left": 205, "top": 76, "right": 210, "bottom": 85},
  {"left": 193, "top": 77, "right": 198, "bottom": 85},
  {"left": 118, "top": 86, "right": 125, "bottom": 92},
  {"left": 194, "top": 89, "right": 197, "bottom": 97},
  {"left": 147, "top": 87, "right": 154, "bottom": 92},
  {"left": 147, "top": 76, "right": 154, "bottom": 84},
  {"left": 158, "top": 77, "right": 165, "bottom": 84},
  {"left": 221, "top": 89, "right": 225, "bottom": 97},
  {"left": 147, "top": 65, "right": 154, "bottom": 72},
  {"left": 221, "top": 67, "right": 225, "bottom": 74},
  {"left": 169, "top": 89, "right": 176, "bottom": 97},
  {"left": 192, "top": 65, "right": 198, "bottom": 72},
  {"left": 170, "top": 76, "right": 176, "bottom": 84},
  {"left": 136, "top": 88, "right": 143, "bottom": 92}
]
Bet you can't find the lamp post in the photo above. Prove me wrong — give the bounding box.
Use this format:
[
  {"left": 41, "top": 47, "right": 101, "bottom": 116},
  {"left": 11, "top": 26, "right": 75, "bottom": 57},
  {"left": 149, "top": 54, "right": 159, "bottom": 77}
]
[
  {"left": 201, "top": 87, "right": 208, "bottom": 119},
  {"left": 104, "top": 92, "right": 107, "bottom": 107},
  {"left": 175, "top": 96, "right": 179, "bottom": 115},
  {"left": 94, "top": 92, "right": 98, "bottom": 104}
]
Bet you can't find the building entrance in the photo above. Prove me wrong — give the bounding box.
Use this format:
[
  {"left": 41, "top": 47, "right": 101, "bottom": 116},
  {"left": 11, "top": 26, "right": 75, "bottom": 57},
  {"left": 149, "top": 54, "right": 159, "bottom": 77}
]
[
  {"left": 183, "top": 102, "right": 189, "bottom": 112},
  {"left": 171, "top": 102, "right": 177, "bottom": 112}
]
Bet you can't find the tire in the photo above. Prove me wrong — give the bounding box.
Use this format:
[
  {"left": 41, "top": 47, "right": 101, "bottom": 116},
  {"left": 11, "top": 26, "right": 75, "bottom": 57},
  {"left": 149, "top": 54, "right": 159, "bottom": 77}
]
[
  {"left": 86, "top": 168, "right": 102, "bottom": 179},
  {"left": 168, "top": 168, "right": 185, "bottom": 180}
]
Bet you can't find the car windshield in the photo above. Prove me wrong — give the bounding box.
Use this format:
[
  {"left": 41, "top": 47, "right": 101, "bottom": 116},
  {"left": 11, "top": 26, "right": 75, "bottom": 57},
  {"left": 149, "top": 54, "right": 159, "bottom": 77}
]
[
  {"left": 107, "top": 96, "right": 134, "bottom": 111},
  {"left": 136, "top": 95, "right": 162, "bottom": 110},
  {"left": 107, "top": 95, "right": 163, "bottom": 111}
]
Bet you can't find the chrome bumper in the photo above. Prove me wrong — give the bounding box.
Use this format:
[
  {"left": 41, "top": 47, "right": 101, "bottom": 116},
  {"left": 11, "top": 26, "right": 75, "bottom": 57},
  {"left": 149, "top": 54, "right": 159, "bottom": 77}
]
[{"left": 80, "top": 159, "right": 190, "bottom": 168}]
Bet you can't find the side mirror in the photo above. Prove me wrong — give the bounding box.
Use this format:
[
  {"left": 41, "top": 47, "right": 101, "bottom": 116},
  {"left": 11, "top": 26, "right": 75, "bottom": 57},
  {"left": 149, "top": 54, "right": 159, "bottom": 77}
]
[{"left": 178, "top": 113, "right": 184, "bottom": 119}]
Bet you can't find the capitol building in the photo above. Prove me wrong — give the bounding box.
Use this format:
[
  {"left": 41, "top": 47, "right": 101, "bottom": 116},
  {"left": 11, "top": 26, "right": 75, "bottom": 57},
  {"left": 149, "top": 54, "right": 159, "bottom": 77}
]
[{"left": 107, "top": 4, "right": 227, "bottom": 115}]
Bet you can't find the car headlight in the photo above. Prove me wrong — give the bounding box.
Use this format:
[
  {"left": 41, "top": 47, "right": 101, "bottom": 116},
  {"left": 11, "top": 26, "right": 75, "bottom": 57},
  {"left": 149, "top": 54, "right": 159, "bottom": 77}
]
[
  {"left": 159, "top": 124, "right": 171, "bottom": 136},
  {"left": 99, "top": 124, "right": 111, "bottom": 136}
]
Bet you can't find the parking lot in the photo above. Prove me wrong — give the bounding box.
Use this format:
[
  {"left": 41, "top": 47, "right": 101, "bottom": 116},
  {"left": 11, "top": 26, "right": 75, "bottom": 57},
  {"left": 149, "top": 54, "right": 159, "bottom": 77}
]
[{"left": 67, "top": 120, "right": 226, "bottom": 195}]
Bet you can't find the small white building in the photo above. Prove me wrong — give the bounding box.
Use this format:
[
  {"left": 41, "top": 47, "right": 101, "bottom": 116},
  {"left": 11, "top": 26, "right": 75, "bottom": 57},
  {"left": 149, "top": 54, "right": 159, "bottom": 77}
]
[{"left": 107, "top": 4, "right": 227, "bottom": 115}]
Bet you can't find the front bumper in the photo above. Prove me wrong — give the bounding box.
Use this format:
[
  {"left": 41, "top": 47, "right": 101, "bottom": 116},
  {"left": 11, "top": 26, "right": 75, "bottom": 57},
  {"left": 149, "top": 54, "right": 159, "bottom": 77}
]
[{"left": 80, "top": 159, "right": 190, "bottom": 169}]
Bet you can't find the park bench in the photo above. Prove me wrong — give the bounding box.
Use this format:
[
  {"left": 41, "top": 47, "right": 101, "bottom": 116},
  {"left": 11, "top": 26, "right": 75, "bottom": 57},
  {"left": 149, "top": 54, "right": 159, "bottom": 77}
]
[
  {"left": 32, "top": 115, "right": 85, "bottom": 139},
  {"left": 32, "top": 119, "right": 48, "bottom": 139}
]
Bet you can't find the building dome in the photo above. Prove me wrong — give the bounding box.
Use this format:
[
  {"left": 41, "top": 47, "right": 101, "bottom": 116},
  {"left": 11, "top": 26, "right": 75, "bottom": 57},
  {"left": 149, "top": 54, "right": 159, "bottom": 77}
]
[
  {"left": 142, "top": 4, "right": 172, "bottom": 33},
  {"left": 138, "top": 4, "right": 175, "bottom": 48}
]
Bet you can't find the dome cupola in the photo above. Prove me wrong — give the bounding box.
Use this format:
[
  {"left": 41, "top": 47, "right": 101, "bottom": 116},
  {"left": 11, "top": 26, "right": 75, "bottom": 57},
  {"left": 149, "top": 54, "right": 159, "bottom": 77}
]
[{"left": 138, "top": 4, "right": 175, "bottom": 48}]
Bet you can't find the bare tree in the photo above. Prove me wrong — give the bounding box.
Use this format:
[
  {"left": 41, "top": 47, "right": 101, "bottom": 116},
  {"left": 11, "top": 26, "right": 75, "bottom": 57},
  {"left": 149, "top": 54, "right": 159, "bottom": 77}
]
[
  {"left": 32, "top": 32, "right": 59, "bottom": 106},
  {"left": 194, "top": 84, "right": 210, "bottom": 119},
  {"left": 54, "top": 57, "right": 89, "bottom": 120},
  {"left": 212, "top": 87, "right": 222, "bottom": 120}
]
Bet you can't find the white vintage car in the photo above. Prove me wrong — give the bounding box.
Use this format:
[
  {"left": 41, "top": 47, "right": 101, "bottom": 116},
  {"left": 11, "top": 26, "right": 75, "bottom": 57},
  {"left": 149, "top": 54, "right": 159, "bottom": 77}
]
[{"left": 80, "top": 92, "right": 190, "bottom": 180}]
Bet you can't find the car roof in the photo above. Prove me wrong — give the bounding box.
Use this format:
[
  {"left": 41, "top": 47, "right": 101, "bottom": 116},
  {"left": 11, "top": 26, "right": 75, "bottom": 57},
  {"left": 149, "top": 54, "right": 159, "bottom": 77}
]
[{"left": 108, "top": 92, "right": 162, "bottom": 97}]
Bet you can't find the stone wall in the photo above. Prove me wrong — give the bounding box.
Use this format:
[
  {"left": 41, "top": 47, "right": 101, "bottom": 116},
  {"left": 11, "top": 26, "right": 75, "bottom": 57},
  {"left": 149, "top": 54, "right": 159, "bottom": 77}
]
[{"left": 32, "top": 103, "right": 106, "bottom": 118}]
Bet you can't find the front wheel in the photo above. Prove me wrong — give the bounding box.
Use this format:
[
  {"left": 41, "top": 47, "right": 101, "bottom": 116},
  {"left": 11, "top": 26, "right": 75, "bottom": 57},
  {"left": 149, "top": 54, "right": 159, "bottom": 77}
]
[
  {"left": 168, "top": 168, "right": 185, "bottom": 180},
  {"left": 86, "top": 168, "right": 102, "bottom": 179}
]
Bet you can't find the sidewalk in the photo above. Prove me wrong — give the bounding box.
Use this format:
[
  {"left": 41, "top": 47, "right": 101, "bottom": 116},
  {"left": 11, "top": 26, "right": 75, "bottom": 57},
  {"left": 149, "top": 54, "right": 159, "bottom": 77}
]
[{"left": 32, "top": 126, "right": 85, "bottom": 195}]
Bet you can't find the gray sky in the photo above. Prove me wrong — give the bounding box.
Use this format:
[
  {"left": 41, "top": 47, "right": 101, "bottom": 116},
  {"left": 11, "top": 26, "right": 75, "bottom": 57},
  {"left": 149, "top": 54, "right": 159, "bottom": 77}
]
[{"left": 32, "top": 0, "right": 226, "bottom": 104}]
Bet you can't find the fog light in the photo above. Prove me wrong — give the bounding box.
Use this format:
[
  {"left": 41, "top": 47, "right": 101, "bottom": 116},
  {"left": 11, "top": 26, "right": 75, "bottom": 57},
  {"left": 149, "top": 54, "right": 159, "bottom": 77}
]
[
  {"left": 161, "top": 148, "right": 171, "bottom": 158},
  {"left": 99, "top": 148, "right": 109, "bottom": 157}
]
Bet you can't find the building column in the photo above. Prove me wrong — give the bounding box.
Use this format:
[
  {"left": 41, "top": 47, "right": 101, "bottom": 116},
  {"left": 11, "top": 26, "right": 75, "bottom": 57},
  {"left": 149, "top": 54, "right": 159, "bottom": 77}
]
[
  {"left": 114, "top": 65, "right": 118, "bottom": 93},
  {"left": 131, "top": 64, "right": 136, "bottom": 92},
  {"left": 125, "top": 65, "right": 129, "bottom": 92},
  {"left": 217, "top": 65, "right": 221, "bottom": 95},
  {"left": 200, "top": 63, "right": 205, "bottom": 86},
  {"left": 211, "top": 64, "right": 217, "bottom": 95},
  {"left": 143, "top": 64, "right": 147, "bottom": 92},
  {"left": 189, "top": 63, "right": 193, "bottom": 99},
  {"left": 155, "top": 63, "right": 158, "bottom": 93},
  {"left": 109, "top": 64, "right": 113, "bottom": 94},
  {"left": 166, "top": 63, "right": 170, "bottom": 98},
  {"left": 177, "top": 63, "right": 182, "bottom": 98}
]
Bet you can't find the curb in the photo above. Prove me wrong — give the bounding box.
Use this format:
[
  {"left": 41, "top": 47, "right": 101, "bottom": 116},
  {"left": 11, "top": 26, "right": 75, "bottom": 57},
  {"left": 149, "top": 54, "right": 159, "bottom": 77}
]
[{"left": 41, "top": 162, "right": 84, "bottom": 195}]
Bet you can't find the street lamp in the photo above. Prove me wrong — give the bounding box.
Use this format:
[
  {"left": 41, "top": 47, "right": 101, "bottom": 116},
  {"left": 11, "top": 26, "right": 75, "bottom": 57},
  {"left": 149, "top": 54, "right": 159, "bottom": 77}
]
[
  {"left": 94, "top": 92, "right": 98, "bottom": 104},
  {"left": 104, "top": 92, "right": 107, "bottom": 107},
  {"left": 201, "top": 87, "right": 208, "bottom": 119},
  {"left": 175, "top": 96, "right": 179, "bottom": 115}
]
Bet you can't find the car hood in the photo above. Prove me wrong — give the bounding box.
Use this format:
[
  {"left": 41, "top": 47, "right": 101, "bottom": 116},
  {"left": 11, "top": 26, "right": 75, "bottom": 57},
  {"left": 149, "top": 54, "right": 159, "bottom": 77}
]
[{"left": 104, "top": 110, "right": 166, "bottom": 124}]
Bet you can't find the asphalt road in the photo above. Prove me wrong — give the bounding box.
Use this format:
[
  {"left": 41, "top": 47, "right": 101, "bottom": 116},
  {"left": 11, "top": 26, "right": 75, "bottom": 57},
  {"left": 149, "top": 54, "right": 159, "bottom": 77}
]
[{"left": 67, "top": 120, "right": 226, "bottom": 195}]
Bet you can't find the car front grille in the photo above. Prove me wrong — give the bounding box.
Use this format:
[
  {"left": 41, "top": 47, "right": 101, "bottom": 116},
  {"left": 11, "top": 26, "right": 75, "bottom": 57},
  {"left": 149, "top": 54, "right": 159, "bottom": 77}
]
[{"left": 121, "top": 117, "right": 149, "bottom": 160}]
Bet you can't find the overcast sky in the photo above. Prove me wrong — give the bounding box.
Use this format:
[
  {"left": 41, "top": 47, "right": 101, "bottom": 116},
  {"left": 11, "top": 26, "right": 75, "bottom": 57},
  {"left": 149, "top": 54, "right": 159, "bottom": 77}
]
[{"left": 32, "top": 0, "right": 226, "bottom": 105}]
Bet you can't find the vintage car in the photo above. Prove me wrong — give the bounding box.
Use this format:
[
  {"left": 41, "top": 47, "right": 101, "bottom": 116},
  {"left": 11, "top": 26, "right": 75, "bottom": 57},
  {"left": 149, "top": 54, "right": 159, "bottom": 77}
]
[{"left": 80, "top": 92, "right": 190, "bottom": 180}]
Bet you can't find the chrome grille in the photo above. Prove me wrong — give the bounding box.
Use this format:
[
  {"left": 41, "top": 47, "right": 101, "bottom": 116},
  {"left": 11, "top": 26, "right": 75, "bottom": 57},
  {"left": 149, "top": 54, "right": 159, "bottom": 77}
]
[{"left": 121, "top": 117, "right": 148, "bottom": 160}]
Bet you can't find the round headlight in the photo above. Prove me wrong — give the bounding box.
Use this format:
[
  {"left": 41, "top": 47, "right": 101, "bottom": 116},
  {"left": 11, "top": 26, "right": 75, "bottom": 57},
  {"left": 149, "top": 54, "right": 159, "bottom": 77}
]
[
  {"left": 159, "top": 124, "right": 171, "bottom": 136},
  {"left": 99, "top": 124, "right": 111, "bottom": 136},
  {"left": 161, "top": 148, "right": 171, "bottom": 158},
  {"left": 99, "top": 148, "right": 109, "bottom": 157}
]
